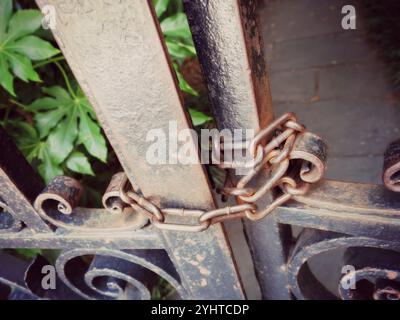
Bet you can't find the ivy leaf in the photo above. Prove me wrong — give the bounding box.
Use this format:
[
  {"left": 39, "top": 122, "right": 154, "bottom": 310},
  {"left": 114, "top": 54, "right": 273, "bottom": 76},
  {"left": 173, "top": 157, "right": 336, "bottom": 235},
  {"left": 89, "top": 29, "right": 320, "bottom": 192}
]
[
  {"left": 161, "top": 13, "right": 192, "bottom": 39},
  {"left": 4, "top": 120, "right": 41, "bottom": 162},
  {"left": 8, "top": 52, "right": 41, "bottom": 82},
  {"left": 0, "top": 8, "right": 60, "bottom": 96},
  {"left": 66, "top": 151, "right": 94, "bottom": 175},
  {"left": 38, "top": 144, "right": 63, "bottom": 183},
  {"left": 188, "top": 108, "right": 212, "bottom": 126},
  {"left": 29, "top": 86, "right": 108, "bottom": 164},
  {"left": 173, "top": 63, "right": 198, "bottom": 96},
  {"left": 10, "top": 36, "right": 60, "bottom": 61},
  {"left": 166, "top": 39, "right": 196, "bottom": 60},
  {"left": 7, "top": 10, "right": 43, "bottom": 41},
  {"left": 0, "top": 56, "right": 15, "bottom": 96},
  {"left": 35, "top": 107, "right": 67, "bottom": 138},
  {"left": 78, "top": 109, "right": 107, "bottom": 163},
  {"left": 4, "top": 120, "right": 64, "bottom": 183},
  {"left": 47, "top": 108, "right": 78, "bottom": 164},
  {"left": 0, "top": 0, "right": 12, "bottom": 40},
  {"left": 153, "top": 0, "right": 170, "bottom": 18}
]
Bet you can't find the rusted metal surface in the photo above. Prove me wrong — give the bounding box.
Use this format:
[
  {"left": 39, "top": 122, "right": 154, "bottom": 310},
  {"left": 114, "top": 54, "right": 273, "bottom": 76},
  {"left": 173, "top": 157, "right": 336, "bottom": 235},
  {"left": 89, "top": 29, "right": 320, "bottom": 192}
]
[
  {"left": 34, "top": 0, "right": 244, "bottom": 299},
  {"left": 0, "top": 227, "right": 163, "bottom": 250},
  {"left": 276, "top": 179, "right": 400, "bottom": 241},
  {"left": 33, "top": 176, "right": 148, "bottom": 232},
  {"left": 107, "top": 112, "right": 325, "bottom": 232},
  {"left": 383, "top": 139, "right": 400, "bottom": 192}
]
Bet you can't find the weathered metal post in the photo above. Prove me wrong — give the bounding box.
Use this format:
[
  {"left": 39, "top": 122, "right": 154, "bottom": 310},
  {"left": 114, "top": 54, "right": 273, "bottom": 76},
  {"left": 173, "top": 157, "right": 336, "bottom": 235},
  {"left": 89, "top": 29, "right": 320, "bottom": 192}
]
[
  {"left": 184, "top": 0, "right": 292, "bottom": 299},
  {"left": 35, "top": 0, "right": 244, "bottom": 299}
]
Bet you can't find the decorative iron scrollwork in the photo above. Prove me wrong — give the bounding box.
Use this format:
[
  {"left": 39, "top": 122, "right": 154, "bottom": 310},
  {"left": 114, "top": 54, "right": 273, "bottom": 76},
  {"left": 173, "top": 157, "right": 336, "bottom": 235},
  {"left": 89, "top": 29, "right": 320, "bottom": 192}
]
[
  {"left": 288, "top": 229, "right": 400, "bottom": 300},
  {"left": 0, "top": 197, "right": 22, "bottom": 233},
  {"left": 383, "top": 139, "right": 400, "bottom": 192},
  {"left": 53, "top": 249, "right": 186, "bottom": 300},
  {"left": 34, "top": 176, "right": 148, "bottom": 232}
]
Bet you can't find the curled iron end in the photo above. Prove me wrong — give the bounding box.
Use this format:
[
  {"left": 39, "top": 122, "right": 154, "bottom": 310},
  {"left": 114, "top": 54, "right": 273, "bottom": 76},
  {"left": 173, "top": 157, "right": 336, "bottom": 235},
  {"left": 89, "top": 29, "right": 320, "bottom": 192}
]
[
  {"left": 290, "top": 132, "right": 327, "bottom": 183},
  {"left": 383, "top": 139, "right": 400, "bottom": 192},
  {"left": 34, "top": 176, "right": 83, "bottom": 217},
  {"left": 102, "top": 172, "right": 129, "bottom": 214}
]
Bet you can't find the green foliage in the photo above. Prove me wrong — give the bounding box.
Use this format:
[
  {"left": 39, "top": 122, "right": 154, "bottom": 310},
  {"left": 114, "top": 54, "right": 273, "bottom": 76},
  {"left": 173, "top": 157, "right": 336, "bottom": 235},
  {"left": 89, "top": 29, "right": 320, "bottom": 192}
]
[
  {"left": 0, "top": 0, "right": 210, "bottom": 188},
  {"left": 154, "top": 0, "right": 211, "bottom": 126},
  {"left": 6, "top": 79, "right": 107, "bottom": 183},
  {"left": 0, "top": 0, "right": 59, "bottom": 96}
]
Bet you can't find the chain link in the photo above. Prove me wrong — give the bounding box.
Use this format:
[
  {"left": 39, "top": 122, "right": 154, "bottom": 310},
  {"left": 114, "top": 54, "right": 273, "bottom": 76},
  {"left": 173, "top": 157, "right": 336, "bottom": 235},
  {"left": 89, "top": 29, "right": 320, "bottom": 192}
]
[{"left": 105, "top": 112, "right": 325, "bottom": 232}]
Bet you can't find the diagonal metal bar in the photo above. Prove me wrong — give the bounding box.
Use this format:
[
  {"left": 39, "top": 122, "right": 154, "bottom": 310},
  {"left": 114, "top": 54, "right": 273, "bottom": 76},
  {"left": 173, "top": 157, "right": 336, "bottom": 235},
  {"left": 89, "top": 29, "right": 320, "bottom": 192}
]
[
  {"left": 185, "top": 0, "right": 292, "bottom": 299},
  {"left": 36, "top": 0, "right": 244, "bottom": 299},
  {"left": 0, "top": 127, "right": 51, "bottom": 233}
]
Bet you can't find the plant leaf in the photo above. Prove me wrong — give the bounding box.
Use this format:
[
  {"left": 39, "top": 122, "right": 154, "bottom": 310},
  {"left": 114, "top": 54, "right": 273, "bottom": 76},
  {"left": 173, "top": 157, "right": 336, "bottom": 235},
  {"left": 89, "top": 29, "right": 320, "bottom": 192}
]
[
  {"left": 28, "top": 97, "right": 59, "bottom": 111},
  {"left": 10, "top": 35, "right": 60, "bottom": 61},
  {"left": 0, "top": 55, "right": 15, "bottom": 96},
  {"left": 35, "top": 107, "right": 67, "bottom": 138},
  {"left": 0, "top": 0, "right": 12, "bottom": 39},
  {"left": 188, "top": 108, "right": 212, "bottom": 126},
  {"left": 66, "top": 151, "right": 94, "bottom": 175},
  {"left": 79, "top": 110, "right": 107, "bottom": 162},
  {"left": 47, "top": 108, "right": 78, "bottom": 164},
  {"left": 166, "top": 38, "right": 196, "bottom": 59},
  {"left": 42, "top": 86, "right": 71, "bottom": 100},
  {"left": 161, "top": 12, "right": 192, "bottom": 39},
  {"left": 173, "top": 63, "right": 198, "bottom": 96},
  {"left": 38, "top": 144, "right": 63, "bottom": 183},
  {"left": 8, "top": 52, "right": 40, "bottom": 82},
  {"left": 7, "top": 10, "right": 42, "bottom": 41},
  {"left": 4, "top": 120, "right": 41, "bottom": 162},
  {"left": 153, "top": 0, "right": 170, "bottom": 17}
]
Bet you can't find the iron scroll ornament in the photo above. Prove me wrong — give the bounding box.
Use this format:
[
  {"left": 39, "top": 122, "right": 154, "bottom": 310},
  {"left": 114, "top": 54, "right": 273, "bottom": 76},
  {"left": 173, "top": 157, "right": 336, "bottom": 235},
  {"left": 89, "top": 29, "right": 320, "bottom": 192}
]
[
  {"left": 287, "top": 229, "right": 400, "bottom": 300},
  {"left": 33, "top": 176, "right": 148, "bottom": 232}
]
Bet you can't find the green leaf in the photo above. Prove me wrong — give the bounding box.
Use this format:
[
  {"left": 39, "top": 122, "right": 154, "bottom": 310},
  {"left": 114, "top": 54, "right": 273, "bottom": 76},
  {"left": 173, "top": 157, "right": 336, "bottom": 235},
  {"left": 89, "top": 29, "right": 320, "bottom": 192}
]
[
  {"left": 0, "top": 56, "right": 15, "bottom": 96},
  {"left": 7, "top": 10, "right": 42, "bottom": 41},
  {"left": 35, "top": 107, "right": 67, "bottom": 138},
  {"left": 38, "top": 144, "right": 63, "bottom": 183},
  {"left": 10, "top": 35, "right": 60, "bottom": 61},
  {"left": 188, "top": 108, "right": 212, "bottom": 126},
  {"left": 79, "top": 110, "right": 107, "bottom": 162},
  {"left": 173, "top": 63, "right": 198, "bottom": 96},
  {"left": 4, "top": 120, "right": 41, "bottom": 162},
  {"left": 166, "top": 38, "right": 196, "bottom": 59},
  {"left": 0, "top": 7, "right": 60, "bottom": 95},
  {"left": 161, "top": 13, "right": 192, "bottom": 39},
  {"left": 153, "top": 0, "right": 170, "bottom": 17},
  {"left": 8, "top": 52, "right": 40, "bottom": 82},
  {"left": 42, "top": 86, "right": 71, "bottom": 100},
  {"left": 47, "top": 108, "right": 78, "bottom": 164},
  {"left": 15, "top": 249, "right": 42, "bottom": 260},
  {"left": 66, "top": 151, "right": 94, "bottom": 175},
  {"left": 30, "top": 84, "right": 108, "bottom": 179},
  {"left": 28, "top": 97, "right": 59, "bottom": 111},
  {"left": 0, "top": 0, "right": 12, "bottom": 39}
]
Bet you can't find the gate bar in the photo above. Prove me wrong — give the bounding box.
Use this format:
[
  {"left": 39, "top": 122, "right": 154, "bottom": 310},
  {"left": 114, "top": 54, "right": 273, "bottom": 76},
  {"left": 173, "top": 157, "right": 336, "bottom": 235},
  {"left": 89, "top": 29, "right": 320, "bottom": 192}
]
[
  {"left": 184, "top": 0, "right": 292, "bottom": 299},
  {"left": 36, "top": 0, "right": 244, "bottom": 299},
  {"left": 0, "top": 128, "right": 51, "bottom": 233}
]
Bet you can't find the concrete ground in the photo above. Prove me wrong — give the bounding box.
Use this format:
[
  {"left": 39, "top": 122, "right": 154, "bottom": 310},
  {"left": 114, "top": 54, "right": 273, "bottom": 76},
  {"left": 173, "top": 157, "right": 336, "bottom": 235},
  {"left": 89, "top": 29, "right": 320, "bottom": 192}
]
[{"left": 260, "top": 0, "right": 400, "bottom": 184}]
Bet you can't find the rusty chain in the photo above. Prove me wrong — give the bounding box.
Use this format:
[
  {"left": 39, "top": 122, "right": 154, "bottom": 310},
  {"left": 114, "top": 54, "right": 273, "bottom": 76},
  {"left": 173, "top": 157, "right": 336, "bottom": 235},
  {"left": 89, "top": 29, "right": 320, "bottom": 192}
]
[{"left": 101, "top": 112, "right": 328, "bottom": 232}]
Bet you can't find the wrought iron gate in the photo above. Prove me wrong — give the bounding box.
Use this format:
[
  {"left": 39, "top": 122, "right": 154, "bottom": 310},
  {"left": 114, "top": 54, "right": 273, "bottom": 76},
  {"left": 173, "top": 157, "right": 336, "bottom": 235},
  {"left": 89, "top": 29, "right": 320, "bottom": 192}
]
[{"left": 1, "top": 0, "right": 400, "bottom": 300}]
